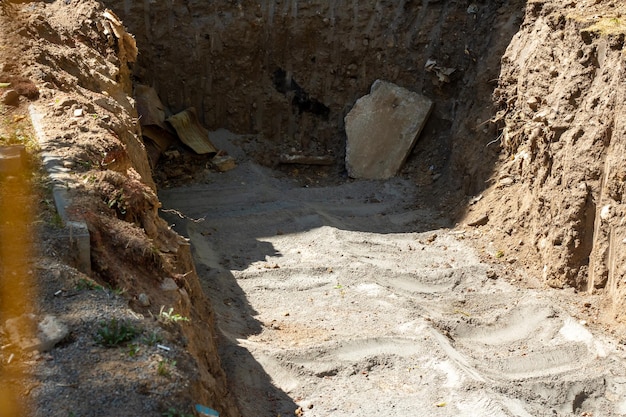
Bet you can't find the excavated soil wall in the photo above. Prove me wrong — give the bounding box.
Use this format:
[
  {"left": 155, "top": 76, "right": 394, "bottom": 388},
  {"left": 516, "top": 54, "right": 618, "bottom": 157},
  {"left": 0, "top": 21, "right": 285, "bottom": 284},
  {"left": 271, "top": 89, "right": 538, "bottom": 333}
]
[
  {"left": 0, "top": 1, "right": 239, "bottom": 415},
  {"left": 478, "top": 0, "right": 626, "bottom": 321},
  {"left": 103, "top": 0, "right": 525, "bottom": 190}
]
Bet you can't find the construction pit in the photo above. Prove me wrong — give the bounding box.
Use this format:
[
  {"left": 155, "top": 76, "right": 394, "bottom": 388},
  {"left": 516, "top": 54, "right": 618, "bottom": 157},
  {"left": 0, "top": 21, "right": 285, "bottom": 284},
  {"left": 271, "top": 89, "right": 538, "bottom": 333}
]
[{"left": 2, "top": 0, "right": 626, "bottom": 416}]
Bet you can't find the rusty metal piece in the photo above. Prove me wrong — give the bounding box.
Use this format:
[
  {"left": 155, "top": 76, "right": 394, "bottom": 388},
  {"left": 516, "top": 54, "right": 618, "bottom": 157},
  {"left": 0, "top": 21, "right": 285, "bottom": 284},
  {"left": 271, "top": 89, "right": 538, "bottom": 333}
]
[{"left": 166, "top": 107, "right": 217, "bottom": 156}]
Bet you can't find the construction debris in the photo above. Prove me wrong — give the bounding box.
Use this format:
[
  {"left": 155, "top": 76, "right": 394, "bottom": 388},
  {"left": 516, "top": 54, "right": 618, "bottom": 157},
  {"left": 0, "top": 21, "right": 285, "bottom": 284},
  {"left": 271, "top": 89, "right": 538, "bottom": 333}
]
[
  {"left": 425, "top": 58, "right": 456, "bottom": 83},
  {"left": 166, "top": 107, "right": 218, "bottom": 156},
  {"left": 278, "top": 154, "right": 335, "bottom": 166}
]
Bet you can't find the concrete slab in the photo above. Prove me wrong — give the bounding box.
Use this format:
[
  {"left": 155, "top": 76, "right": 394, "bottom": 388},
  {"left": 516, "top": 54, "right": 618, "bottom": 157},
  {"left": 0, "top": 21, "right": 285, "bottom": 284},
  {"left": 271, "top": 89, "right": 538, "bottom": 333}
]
[{"left": 344, "top": 80, "right": 433, "bottom": 179}]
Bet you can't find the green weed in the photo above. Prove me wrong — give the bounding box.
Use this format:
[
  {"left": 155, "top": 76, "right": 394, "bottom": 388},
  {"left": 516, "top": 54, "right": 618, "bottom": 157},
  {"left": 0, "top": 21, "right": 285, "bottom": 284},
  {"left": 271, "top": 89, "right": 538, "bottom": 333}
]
[
  {"left": 76, "top": 278, "right": 103, "bottom": 291},
  {"left": 162, "top": 408, "right": 193, "bottom": 417},
  {"left": 141, "top": 330, "right": 163, "bottom": 346},
  {"left": 94, "top": 318, "right": 138, "bottom": 347},
  {"left": 159, "top": 306, "right": 190, "bottom": 324},
  {"left": 157, "top": 359, "right": 177, "bottom": 377},
  {"left": 127, "top": 343, "right": 140, "bottom": 357}
]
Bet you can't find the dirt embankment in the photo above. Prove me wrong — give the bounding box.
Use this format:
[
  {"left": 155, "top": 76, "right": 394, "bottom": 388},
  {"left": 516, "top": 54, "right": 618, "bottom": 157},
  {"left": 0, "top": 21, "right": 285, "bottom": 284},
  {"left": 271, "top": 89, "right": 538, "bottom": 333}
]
[
  {"left": 472, "top": 0, "right": 626, "bottom": 321},
  {"left": 1, "top": 1, "right": 238, "bottom": 415}
]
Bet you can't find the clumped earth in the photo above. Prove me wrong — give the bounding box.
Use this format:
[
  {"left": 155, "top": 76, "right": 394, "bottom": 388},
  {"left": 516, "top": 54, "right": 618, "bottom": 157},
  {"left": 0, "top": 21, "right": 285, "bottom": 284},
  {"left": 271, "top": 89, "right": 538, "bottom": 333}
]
[
  {"left": 1, "top": 0, "right": 626, "bottom": 416},
  {"left": 1, "top": 1, "right": 237, "bottom": 416}
]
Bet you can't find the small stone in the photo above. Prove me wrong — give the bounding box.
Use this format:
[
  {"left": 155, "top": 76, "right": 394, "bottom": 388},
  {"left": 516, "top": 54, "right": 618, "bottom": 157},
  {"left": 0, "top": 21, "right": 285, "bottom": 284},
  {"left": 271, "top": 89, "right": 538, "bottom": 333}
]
[
  {"left": 532, "top": 111, "right": 548, "bottom": 123},
  {"left": 549, "top": 66, "right": 559, "bottom": 77},
  {"left": 2, "top": 89, "right": 19, "bottom": 106},
  {"left": 527, "top": 96, "right": 540, "bottom": 111},
  {"left": 212, "top": 155, "right": 236, "bottom": 172},
  {"left": 164, "top": 149, "right": 181, "bottom": 159},
  {"left": 160, "top": 277, "right": 178, "bottom": 291},
  {"left": 73, "top": 108, "right": 84, "bottom": 117},
  {"left": 600, "top": 204, "right": 612, "bottom": 220},
  {"left": 467, "top": 213, "right": 489, "bottom": 227},
  {"left": 38, "top": 316, "right": 69, "bottom": 351},
  {"left": 498, "top": 177, "right": 514, "bottom": 187},
  {"left": 137, "top": 293, "right": 151, "bottom": 307},
  {"left": 486, "top": 270, "right": 497, "bottom": 280}
]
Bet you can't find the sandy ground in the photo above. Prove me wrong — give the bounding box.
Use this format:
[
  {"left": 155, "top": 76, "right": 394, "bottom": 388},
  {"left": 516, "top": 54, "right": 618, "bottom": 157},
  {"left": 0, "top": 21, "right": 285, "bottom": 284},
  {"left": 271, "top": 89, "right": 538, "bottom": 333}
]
[{"left": 160, "top": 131, "right": 626, "bottom": 417}]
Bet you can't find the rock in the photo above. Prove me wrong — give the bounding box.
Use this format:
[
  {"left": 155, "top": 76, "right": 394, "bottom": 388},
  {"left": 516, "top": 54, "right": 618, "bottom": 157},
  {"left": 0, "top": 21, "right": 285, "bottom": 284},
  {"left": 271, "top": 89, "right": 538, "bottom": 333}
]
[
  {"left": 164, "top": 149, "right": 181, "bottom": 159},
  {"left": 38, "top": 316, "right": 69, "bottom": 351},
  {"left": 160, "top": 277, "right": 178, "bottom": 291},
  {"left": 600, "top": 204, "right": 612, "bottom": 220},
  {"left": 73, "top": 108, "right": 84, "bottom": 117},
  {"left": 532, "top": 110, "right": 548, "bottom": 123},
  {"left": 138, "top": 293, "right": 151, "bottom": 307},
  {"left": 212, "top": 155, "right": 237, "bottom": 172},
  {"left": 467, "top": 4, "right": 479, "bottom": 14},
  {"left": 2, "top": 89, "right": 19, "bottom": 106},
  {"left": 345, "top": 80, "right": 433, "bottom": 179},
  {"left": 527, "top": 96, "right": 540, "bottom": 111},
  {"left": 498, "top": 176, "right": 514, "bottom": 187},
  {"left": 467, "top": 213, "right": 489, "bottom": 227},
  {"left": 486, "top": 270, "right": 498, "bottom": 280},
  {"left": 5, "top": 314, "right": 69, "bottom": 352}
]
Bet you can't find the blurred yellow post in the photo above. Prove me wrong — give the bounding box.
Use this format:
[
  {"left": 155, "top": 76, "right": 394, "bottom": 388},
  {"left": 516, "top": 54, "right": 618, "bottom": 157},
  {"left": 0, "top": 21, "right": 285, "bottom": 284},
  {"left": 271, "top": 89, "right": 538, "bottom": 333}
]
[{"left": 0, "top": 156, "right": 33, "bottom": 416}]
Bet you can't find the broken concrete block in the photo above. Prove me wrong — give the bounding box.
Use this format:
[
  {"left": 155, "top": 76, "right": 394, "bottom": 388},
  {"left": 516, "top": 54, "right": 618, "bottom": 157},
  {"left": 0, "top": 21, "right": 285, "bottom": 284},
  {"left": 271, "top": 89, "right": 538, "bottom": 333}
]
[
  {"left": 5, "top": 314, "right": 69, "bottom": 352},
  {"left": 344, "top": 80, "right": 433, "bottom": 179}
]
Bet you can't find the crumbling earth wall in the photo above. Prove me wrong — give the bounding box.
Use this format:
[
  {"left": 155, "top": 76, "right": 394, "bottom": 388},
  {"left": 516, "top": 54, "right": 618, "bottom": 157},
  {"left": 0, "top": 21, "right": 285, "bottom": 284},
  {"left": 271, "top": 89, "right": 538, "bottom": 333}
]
[
  {"left": 479, "top": 0, "right": 626, "bottom": 319},
  {"left": 1, "top": 0, "right": 240, "bottom": 414}
]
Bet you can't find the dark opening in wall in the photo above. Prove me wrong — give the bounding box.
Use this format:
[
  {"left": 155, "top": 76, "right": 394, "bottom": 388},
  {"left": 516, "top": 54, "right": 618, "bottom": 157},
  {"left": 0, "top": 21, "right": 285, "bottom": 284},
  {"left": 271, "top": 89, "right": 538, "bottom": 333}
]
[{"left": 272, "top": 68, "right": 330, "bottom": 119}]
